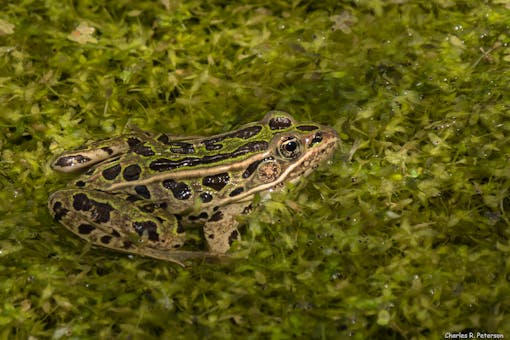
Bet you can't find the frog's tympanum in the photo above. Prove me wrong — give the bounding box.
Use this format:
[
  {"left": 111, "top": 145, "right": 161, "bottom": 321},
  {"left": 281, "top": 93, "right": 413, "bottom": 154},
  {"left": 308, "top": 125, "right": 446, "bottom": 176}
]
[{"left": 48, "top": 111, "right": 338, "bottom": 265}]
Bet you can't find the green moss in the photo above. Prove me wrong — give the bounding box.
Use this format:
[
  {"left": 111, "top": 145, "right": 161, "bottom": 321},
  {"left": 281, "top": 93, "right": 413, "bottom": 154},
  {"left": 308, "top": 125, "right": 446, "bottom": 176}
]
[{"left": 1, "top": 0, "right": 509, "bottom": 338}]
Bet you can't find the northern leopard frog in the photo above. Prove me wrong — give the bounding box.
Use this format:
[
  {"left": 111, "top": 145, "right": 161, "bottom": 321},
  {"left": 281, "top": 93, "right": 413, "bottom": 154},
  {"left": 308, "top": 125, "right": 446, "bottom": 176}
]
[{"left": 48, "top": 111, "right": 338, "bottom": 265}]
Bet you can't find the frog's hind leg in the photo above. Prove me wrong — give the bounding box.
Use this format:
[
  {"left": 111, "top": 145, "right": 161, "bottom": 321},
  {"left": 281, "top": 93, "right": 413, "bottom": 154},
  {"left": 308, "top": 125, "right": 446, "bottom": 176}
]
[{"left": 48, "top": 189, "right": 201, "bottom": 265}]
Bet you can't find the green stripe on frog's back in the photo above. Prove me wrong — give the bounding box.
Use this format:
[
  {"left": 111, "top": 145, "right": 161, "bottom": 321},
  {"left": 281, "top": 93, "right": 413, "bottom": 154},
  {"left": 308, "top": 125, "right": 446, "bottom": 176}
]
[{"left": 85, "top": 123, "right": 274, "bottom": 183}]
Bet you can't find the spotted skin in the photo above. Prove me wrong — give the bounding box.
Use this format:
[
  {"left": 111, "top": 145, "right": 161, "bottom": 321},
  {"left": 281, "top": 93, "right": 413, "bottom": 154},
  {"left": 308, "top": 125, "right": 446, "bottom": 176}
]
[
  {"left": 48, "top": 111, "right": 338, "bottom": 265},
  {"left": 47, "top": 189, "right": 208, "bottom": 264}
]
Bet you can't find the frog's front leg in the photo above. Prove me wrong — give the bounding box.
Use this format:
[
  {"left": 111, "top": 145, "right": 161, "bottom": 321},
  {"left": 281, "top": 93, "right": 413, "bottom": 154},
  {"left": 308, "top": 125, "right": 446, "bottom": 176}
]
[
  {"left": 48, "top": 189, "right": 206, "bottom": 266},
  {"left": 203, "top": 203, "right": 251, "bottom": 253}
]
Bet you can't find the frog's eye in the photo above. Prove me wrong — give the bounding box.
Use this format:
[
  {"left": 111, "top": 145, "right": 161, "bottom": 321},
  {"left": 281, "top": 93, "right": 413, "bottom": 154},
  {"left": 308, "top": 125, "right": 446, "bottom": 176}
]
[{"left": 279, "top": 137, "right": 302, "bottom": 159}]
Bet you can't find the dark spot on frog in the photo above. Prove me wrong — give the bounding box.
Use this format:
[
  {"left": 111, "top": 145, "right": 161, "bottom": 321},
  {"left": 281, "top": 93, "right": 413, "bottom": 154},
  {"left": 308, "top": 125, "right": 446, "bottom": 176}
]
[
  {"left": 73, "top": 193, "right": 93, "bottom": 211},
  {"left": 309, "top": 132, "right": 323, "bottom": 147},
  {"left": 102, "top": 164, "right": 121, "bottom": 180},
  {"left": 52, "top": 201, "right": 69, "bottom": 221},
  {"left": 202, "top": 172, "right": 230, "bottom": 191},
  {"left": 228, "top": 230, "right": 239, "bottom": 245},
  {"left": 188, "top": 212, "right": 208, "bottom": 221},
  {"left": 176, "top": 220, "right": 185, "bottom": 233},
  {"left": 111, "top": 229, "right": 121, "bottom": 237},
  {"left": 127, "top": 137, "right": 141, "bottom": 146},
  {"left": 156, "top": 134, "right": 169, "bottom": 144},
  {"left": 269, "top": 116, "right": 292, "bottom": 130},
  {"left": 162, "top": 179, "right": 192, "bottom": 200},
  {"left": 208, "top": 210, "right": 223, "bottom": 222},
  {"left": 229, "top": 187, "right": 244, "bottom": 197},
  {"left": 123, "top": 164, "right": 142, "bottom": 181},
  {"left": 101, "top": 146, "right": 114, "bottom": 155},
  {"left": 91, "top": 201, "right": 114, "bottom": 223},
  {"left": 73, "top": 194, "right": 114, "bottom": 223},
  {"left": 133, "top": 221, "right": 159, "bottom": 241},
  {"left": 242, "top": 204, "right": 253, "bottom": 215},
  {"left": 297, "top": 125, "right": 319, "bottom": 131},
  {"left": 100, "top": 235, "right": 112, "bottom": 244},
  {"left": 78, "top": 223, "right": 95, "bottom": 234},
  {"left": 75, "top": 180, "right": 86, "bottom": 187},
  {"left": 54, "top": 154, "right": 91, "bottom": 168},
  {"left": 122, "top": 240, "right": 134, "bottom": 249},
  {"left": 159, "top": 202, "right": 168, "bottom": 209},
  {"left": 199, "top": 192, "right": 213, "bottom": 203},
  {"left": 128, "top": 137, "right": 155, "bottom": 156},
  {"left": 134, "top": 185, "right": 151, "bottom": 199},
  {"left": 126, "top": 194, "right": 142, "bottom": 202},
  {"left": 157, "top": 135, "right": 196, "bottom": 154}
]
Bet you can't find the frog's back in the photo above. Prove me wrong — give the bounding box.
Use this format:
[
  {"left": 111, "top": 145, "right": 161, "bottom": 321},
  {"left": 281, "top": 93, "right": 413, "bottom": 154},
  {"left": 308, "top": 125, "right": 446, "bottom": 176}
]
[{"left": 52, "top": 111, "right": 338, "bottom": 214}]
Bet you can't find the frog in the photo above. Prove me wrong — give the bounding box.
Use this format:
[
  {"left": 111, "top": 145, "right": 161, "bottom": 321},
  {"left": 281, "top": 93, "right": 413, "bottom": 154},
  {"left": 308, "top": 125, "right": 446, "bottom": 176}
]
[{"left": 48, "top": 111, "right": 338, "bottom": 265}]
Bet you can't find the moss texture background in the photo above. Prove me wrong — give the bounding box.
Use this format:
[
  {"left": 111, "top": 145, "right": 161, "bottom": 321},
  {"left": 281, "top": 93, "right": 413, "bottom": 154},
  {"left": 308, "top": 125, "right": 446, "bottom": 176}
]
[{"left": 1, "top": 0, "right": 509, "bottom": 338}]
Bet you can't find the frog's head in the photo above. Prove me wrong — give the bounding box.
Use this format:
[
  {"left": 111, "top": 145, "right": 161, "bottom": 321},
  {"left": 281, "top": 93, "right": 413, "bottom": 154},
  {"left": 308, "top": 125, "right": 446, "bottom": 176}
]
[{"left": 239, "top": 111, "right": 338, "bottom": 194}]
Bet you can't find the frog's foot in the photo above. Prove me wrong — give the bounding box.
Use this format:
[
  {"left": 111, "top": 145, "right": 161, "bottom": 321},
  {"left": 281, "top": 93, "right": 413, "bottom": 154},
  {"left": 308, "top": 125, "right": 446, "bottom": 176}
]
[
  {"left": 48, "top": 189, "right": 191, "bottom": 265},
  {"left": 203, "top": 213, "right": 241, "bottom": 254}
]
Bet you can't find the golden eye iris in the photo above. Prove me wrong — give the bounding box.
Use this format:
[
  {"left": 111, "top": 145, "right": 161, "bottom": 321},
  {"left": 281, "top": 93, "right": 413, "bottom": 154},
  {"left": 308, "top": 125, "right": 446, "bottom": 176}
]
[{"left": 279, "top": 137, "right": 301, "bottom": 159}]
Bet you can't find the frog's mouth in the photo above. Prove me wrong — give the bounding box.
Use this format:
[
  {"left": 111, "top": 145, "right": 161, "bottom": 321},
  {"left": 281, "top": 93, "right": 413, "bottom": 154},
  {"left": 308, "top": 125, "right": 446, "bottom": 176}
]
[{"left": 286, "top": 127, "right": 339, "bottom": 183}]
